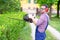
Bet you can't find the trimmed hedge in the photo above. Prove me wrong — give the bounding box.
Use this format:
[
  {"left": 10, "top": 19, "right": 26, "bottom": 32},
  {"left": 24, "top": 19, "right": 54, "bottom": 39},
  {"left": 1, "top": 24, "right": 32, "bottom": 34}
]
[{"left": 0, "top": 12, "right": 31, "bottom": 40}]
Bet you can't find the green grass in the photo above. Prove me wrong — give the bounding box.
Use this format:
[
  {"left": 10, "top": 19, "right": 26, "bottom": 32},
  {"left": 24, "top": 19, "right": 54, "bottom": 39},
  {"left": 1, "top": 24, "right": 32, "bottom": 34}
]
[
  {"left": 46, "top": 30, "right": 57, "bottom": 40},
  {"left": 50, "top": 17, "right": 60, "bottom": 32}
]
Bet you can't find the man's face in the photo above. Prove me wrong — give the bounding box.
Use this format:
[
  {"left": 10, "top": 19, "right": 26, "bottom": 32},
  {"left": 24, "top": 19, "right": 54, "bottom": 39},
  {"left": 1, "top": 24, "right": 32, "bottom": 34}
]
[{"left": 40, "top": 6, "right": 46, "bottom": 14}]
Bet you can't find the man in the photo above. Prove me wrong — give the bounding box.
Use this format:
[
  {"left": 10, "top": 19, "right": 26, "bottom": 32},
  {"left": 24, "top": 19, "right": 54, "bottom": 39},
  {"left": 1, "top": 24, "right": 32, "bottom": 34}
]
[{"left": 31, "top": 5, "right": 49, "bottom": 40}]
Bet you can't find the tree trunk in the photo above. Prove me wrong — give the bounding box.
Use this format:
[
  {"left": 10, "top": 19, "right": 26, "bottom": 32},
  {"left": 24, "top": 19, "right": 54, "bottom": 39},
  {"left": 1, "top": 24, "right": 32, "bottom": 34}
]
[
  {"left": 48, "top": 3, "right": 52, "bottom": 19},
  {"left": 0, "top": 9, "right": 3, "bottom": 14},
  {"left": 20, "top": 7, "right": 22, "bottom": 11},
  {"left": 57, "top": 1, "right": 60, "bottom": 18}
]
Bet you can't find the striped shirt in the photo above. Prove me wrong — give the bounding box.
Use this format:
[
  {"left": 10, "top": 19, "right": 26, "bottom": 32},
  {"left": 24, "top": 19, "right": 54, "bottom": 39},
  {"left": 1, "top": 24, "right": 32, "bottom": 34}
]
[{"left": 36, "top": 13, "right": 49, "bottom": 33}]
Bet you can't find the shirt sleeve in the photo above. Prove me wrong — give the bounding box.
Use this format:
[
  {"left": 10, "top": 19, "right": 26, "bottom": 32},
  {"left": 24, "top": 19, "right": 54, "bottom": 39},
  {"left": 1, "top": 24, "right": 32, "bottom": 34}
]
[{"left": 36, "top": 15, "right": 45, "bottom": 26}]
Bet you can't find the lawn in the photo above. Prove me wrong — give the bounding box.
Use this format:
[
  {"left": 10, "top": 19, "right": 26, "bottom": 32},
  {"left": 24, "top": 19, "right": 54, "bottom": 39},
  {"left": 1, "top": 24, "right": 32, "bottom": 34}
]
[
  {"left": 50, "top": 17, "right": 60, "bottom": 32},
  {"left": 46, "top": 30, "right": 57, "bottom": 40}
]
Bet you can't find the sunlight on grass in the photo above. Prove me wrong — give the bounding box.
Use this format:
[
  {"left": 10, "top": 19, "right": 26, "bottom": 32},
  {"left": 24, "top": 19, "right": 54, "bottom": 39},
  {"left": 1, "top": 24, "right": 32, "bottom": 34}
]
[
  {"left": 50, "top": 17, "right": 60, "bottom": 32},
  {"left": 46, "top": 30, "right": 57, "bottom": 40}
]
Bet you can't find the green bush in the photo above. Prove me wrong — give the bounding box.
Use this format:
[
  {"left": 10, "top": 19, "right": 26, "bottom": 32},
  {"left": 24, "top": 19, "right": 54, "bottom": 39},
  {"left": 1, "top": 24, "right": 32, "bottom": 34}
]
[
  {"left": 0, "top": 12, "right": 31, "bottom": 40},
  {"left": 0, "top": 0, "right": 20, "bottom": 13}
]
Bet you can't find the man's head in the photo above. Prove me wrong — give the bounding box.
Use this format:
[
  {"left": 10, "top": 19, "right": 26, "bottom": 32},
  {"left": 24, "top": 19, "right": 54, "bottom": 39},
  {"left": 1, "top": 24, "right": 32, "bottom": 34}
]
[{"left": 40, "top": 5, "right": 48, "bottom": 14}]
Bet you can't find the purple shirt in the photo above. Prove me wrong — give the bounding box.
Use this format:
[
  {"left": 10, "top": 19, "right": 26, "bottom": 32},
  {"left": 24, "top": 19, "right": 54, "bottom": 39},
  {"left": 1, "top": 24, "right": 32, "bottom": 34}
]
[{"left": 36, "top": 13, "right": 49, "bottom": 33}]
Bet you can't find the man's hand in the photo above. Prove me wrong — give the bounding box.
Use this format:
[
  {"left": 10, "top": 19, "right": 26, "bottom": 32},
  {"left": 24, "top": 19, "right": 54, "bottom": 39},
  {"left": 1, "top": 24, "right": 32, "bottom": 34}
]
[
  {"left": 28, "top": 14, "right": 38, "bottom": 25},
  {"left": 28, "top": 14, "right": 34, "bottom": 19}
]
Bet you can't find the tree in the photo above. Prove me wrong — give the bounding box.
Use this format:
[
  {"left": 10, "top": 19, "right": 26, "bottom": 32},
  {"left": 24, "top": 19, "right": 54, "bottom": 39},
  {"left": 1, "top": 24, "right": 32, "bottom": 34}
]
[
  {"left": 57, "top": 0, "right": 60, "bottom": 18},
  {"left": 0, "top": 0, "right": 20, "bottom": 14},
  {"left": 37, "top": 0, "right": 58, "bottom": 18}
]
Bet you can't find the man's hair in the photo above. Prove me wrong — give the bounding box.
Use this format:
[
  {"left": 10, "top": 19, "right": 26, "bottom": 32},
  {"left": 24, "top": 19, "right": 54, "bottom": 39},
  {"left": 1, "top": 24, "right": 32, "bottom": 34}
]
[{"left": 42, "top": 4, "right": 48, "bottom": 8}]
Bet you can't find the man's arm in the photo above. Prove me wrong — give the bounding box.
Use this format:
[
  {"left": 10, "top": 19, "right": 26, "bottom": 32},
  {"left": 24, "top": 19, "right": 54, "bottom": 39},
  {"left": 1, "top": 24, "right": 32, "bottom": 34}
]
[
  {"left": 32, "top": 18, "right": 37, "bottom": 25},
  {"left": 32, "top": 16, "right": 45, "bottom": 26}
]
